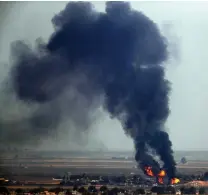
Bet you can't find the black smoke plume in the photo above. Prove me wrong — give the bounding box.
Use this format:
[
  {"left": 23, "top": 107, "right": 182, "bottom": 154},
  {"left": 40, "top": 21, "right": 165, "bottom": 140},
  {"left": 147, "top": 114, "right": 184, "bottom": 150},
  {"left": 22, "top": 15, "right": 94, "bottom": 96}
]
[{"left": 8, "top": 2, "right": 176, "bottom": 178}]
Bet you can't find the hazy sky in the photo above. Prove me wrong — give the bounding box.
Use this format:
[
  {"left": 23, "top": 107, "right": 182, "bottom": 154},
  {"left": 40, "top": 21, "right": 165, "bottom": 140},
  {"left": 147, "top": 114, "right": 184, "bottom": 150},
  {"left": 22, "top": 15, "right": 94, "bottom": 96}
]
[{"left": 0, "top": 1, "right": 208, "bottom": 151}]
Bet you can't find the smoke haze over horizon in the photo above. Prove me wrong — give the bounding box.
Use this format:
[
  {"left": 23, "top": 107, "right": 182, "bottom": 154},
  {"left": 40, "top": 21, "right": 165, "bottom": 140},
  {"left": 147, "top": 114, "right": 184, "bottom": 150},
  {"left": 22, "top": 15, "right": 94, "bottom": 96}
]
[{"left": 0, "top": 1, "right": 207, "bottom": 157}]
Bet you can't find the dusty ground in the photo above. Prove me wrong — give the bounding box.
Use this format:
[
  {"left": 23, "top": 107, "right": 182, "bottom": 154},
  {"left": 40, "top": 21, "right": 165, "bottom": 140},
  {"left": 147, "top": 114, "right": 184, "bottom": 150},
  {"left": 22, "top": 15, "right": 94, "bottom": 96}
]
[
  {"left": 1, "top": 157, "right": 208, "bottom": 183},
  {"left": 0, "top": 150, "right": 208, "bottom": 183}
]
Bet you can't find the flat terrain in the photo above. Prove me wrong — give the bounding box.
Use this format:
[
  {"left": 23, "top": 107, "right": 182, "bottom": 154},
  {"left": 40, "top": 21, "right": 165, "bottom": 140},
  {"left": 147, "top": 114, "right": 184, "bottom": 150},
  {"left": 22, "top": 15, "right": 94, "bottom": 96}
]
[{"left": 0, "top": 150, "right": 208, "bottom": 183}]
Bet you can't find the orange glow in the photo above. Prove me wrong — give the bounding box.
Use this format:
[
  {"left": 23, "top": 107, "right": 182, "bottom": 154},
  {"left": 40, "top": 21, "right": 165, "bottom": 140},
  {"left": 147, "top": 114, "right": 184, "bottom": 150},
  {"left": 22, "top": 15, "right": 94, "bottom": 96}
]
[
  {"left": 144, "top": 166, "right": 180, "bottom": 185},
  {"left": 158, "top": 170, "right": 166, "bottom": 177},
  {"left": 144, "top": 166, "right": 154, "bottom": 177},
  {"left": 171, "top": 178, "right": 180, "bottom": 184},
  {"left": 144, "top": 166, "right": 167, "bottom": 178},
  {"left": 158, "top": 177, "right": 164, "bottom": 184}
]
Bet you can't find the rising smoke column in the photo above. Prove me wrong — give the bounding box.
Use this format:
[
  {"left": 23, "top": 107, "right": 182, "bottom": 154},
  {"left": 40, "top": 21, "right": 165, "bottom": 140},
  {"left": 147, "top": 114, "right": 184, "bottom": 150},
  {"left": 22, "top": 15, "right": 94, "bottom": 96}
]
[{"left": 10, "top": 2, "right": 176, "bottom": 178}]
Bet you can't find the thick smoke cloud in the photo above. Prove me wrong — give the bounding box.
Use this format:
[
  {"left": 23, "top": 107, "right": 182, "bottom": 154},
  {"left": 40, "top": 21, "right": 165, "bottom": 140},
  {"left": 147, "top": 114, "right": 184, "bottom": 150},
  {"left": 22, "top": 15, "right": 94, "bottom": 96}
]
[{"left": 7, "top": 2, "right": 176, "bottom": 178}]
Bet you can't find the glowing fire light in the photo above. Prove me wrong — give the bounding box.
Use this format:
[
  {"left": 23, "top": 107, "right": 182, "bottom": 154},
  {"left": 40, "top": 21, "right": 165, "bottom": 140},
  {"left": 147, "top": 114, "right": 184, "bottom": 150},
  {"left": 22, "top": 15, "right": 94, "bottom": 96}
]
[
  {"left": 171, "top": 178, "right": 180, "bottom": 184},
  {"left": 144, "top": 166, "right": 154, "bottom": 177},
  {"left": 144, "top": 166, "right": 180, "bottom": 185},
  {"left": 158, "top": 177, "right": 164, "bottom": 184},
  {"left": 144, "top": 166, "right": 166, "bottom": 177},
  {"left": 158, "top": 170, "right": 166, "bottom": 177}
]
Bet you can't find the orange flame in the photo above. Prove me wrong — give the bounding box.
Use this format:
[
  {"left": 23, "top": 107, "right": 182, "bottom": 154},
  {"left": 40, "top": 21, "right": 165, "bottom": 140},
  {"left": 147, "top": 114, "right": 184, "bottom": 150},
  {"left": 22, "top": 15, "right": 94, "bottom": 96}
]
[
  {"left": 171, "top": 178, "right": 180, "bottom": 184},
  {"left": 144, "top": 166, "right": 180, "bottom": 185},
  {"left": 144, "top": 166, "right": 154, "bottom": 177},
  {"left": 144, "top": 166, "right": 166, "bottom": 178},
  {"left": 158, "top": 170, "right": 166, "bottom": 177},
  {"left": 158, "top": 177, "right": 164, "bottom": 184}
]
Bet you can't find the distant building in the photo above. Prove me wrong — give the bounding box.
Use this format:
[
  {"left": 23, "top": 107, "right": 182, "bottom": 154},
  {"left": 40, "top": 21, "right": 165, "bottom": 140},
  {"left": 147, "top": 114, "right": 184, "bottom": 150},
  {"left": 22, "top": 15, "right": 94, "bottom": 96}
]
[
  {"left": 52, "top": 177, "right": 63, "bottom": 181},
  {"left": 185, "top": 180, "right": 208, "bottom": 187},
  {"left": 180, "top": 157, "right": 187, "bottom": 164},
  {"left": 112, "top": 156, "right": 131, "bottom": 160}
]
